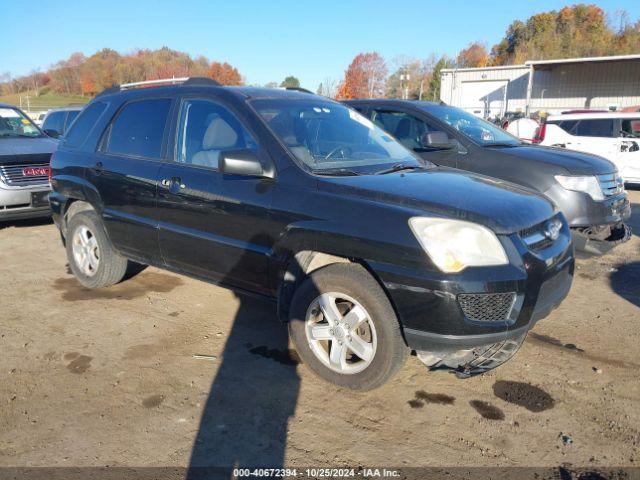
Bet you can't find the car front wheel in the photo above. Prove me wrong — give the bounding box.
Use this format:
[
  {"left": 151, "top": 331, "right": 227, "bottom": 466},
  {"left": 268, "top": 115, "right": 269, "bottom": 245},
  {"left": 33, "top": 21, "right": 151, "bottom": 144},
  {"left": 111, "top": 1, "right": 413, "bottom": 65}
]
[{"left": 288, "top": 263, "right": 407, "bottom": 390}]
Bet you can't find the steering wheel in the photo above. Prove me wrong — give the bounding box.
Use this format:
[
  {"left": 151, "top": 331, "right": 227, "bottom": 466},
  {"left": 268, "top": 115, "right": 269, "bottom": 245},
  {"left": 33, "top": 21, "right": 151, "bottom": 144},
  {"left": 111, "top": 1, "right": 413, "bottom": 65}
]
[{"left": 324, "top": 146, "right": 352, "bottom": 161}]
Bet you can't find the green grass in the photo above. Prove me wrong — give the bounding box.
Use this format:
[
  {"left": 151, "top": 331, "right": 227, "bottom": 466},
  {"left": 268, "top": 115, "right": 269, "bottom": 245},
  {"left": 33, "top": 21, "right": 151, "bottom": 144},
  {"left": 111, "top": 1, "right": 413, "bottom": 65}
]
[{"left": 0, "top": 91, "right": 90, "bottom": 112}]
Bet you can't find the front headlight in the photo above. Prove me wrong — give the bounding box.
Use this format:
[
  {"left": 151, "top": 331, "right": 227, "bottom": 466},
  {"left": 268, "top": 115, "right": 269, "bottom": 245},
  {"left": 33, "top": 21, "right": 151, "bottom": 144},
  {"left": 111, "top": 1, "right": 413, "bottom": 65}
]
[
  {"left": 555, "top": 175, "right": 604, "bottom": 201},
  {"left": 409, "top": 217, "right": 509, "bottom": 273}
]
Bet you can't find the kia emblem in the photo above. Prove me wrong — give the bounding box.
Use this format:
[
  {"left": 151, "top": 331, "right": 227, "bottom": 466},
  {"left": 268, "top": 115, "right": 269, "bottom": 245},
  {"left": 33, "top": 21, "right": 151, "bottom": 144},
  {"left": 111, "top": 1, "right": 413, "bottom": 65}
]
[{"left": 543, "top": 219, "right": 561, "bottom": 241}]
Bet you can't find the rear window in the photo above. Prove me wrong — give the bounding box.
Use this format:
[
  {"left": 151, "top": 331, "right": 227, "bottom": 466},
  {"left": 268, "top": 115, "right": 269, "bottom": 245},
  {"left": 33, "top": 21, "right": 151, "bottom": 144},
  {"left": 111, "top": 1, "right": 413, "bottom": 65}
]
[
  {"left": 106, "top": 99, "right": 171, "bottom": 158},
  {"left": 64, "top": 102, "right": 107, "bottom": 147}
]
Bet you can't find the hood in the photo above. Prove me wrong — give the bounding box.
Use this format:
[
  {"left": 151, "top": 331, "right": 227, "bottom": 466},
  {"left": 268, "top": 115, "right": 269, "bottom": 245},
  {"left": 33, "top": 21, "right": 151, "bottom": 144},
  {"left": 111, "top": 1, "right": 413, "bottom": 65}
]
[
  {"left": 318, "top": 168, "right": 555, "bottom": 234},
  {"left": 0, "top": 136, "right": 58, "bottom": 164},
  {"left": 488, "top": 144, "right": 616, "bottom": 175}
]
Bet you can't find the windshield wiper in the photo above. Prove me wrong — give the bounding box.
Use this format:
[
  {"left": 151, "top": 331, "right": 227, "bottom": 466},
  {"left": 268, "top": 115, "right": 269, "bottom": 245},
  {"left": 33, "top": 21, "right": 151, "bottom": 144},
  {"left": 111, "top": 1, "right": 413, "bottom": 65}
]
[
  {"left": 374, "top": 163, "right": 424, "bottom": 175},
  {"left": 313, "top": 168, "right": 361, "bottom": 176}
]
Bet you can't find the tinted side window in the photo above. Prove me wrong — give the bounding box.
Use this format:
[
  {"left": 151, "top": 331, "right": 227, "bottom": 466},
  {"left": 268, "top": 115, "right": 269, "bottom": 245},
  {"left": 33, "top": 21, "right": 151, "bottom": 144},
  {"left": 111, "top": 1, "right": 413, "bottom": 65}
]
[
  {"left": 43, "top": 111, "right": 65, "bottom": 134},
  {"left": 621, "top": 119, "right": 640, "bottom": 138},
  {"left": 107, "top": 99, "right": 171, "bottom": 158},
  {"left": 175, "top": 99, "right": 257, "bottom": 169},
  {"left": 575, "top": 119, "right": 614, "bottom": 137},
  {"left": 549, "top": 120, "right": 578, "bottom": 134},
  {"left": 65, "top": 102, "right": 108, "bottom": 148},
  {"left": 372, "top": 110, "right": 445, "bottom": 149}
]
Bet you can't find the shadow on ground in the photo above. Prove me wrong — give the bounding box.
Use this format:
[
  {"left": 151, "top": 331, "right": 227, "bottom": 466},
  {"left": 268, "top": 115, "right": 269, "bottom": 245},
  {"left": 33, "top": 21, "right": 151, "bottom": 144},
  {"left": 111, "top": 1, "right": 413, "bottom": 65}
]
[
  {"left": 0, "top": 217, "right": 53, "bottom": 231},
  {"left": 610, "top": 261, "right": 640, "bottom": 308},
  {"left": 187, "top": 239, "right": 304, "bottom": 479}
]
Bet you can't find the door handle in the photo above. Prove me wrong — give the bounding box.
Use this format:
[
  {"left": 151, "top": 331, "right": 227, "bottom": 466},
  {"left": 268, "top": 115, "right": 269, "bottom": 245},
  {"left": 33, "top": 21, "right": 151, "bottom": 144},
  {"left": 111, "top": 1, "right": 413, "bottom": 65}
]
[
  {"left": 161, "top": 177, "right": 186, "bottom": 189},
  {"left": 93, "top": 161, "right": 103, "bottom": 171}
]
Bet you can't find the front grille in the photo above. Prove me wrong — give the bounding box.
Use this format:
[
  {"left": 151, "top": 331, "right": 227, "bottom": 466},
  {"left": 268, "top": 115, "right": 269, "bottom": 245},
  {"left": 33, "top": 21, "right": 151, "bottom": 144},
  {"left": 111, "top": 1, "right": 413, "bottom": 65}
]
[
  {"left": 458, "top": 292, "right": 516, "bottom": 322},
  {"left": 519, "top": 215, "right": 562, "bottom": 251},
  {"left": 598, "top": 173, "right": 624, "bottom": 197},
  {"left": 0, "top": 163, "right": 50, "bottom": 187}
]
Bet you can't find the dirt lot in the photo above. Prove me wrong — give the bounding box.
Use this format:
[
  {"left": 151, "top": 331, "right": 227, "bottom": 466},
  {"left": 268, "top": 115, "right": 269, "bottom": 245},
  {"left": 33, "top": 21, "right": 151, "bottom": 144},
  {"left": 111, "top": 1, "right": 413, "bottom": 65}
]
[{"left": 1, "top": 191, "right": 639, "bottom": 473}]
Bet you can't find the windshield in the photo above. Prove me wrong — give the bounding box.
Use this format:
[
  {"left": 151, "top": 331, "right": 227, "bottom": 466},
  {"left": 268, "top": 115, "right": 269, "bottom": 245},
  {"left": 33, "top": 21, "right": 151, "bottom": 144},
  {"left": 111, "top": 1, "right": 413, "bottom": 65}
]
[
  {"left": 251, "top": 99, "right": 426, "bottom": 174},
  {"left": 0, "top": 107, "right": 42, "bottom": 138},
  {"left": 424, "top": 104, "right": 521, "bottom": 146}
]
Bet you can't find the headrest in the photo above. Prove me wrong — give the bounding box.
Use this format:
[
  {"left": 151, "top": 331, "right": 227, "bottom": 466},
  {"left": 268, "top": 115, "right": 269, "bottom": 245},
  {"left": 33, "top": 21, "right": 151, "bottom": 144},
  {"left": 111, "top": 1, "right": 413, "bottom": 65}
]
[{"left": 203, "top": 117, "right": 238, "bottom": 150}]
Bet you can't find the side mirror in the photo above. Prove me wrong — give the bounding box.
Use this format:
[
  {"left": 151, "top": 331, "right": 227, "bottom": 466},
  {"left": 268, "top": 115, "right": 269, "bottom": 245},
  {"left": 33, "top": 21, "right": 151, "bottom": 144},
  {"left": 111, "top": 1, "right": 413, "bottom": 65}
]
[
  {"left": 219, "top": 149, "right": 264, "bottom": 176},
  {"left": 419, "top": 131, "right": 453, "bottom": 150},
  {"left": 43, "top": 128, "right": 60, "bottom": 139}
]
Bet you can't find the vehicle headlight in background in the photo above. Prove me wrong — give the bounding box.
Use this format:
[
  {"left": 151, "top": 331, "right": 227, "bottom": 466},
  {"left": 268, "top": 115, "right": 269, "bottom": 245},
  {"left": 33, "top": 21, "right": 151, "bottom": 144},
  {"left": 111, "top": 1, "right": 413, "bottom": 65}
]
[
  {"left": 554, "top": 175, "right": 604, "bottom": 201},
  {"left": 409, "top": 217, "right": 509, "bottom": 273}
]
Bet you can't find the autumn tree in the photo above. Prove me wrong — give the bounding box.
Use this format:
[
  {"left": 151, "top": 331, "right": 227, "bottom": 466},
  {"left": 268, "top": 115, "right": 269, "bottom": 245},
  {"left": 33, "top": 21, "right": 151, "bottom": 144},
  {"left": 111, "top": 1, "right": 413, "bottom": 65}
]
[
  {"left": 457, "top": 42, "right": 490, "bottom": 68},
  {"left": 490, "top": 4, "right": 634, "bottom": 65},
  {"left": 337, "top": 52, "right": 387, "bottom": 99},
  {"left": 317, "top": 77, "right": 338, "bottom": 98},
  {"left": 209, "top": 62, "right": 242, "bottom": 85},
  {"left": 280, "top": 76, "right": 300, "bottom": 88},
  {"left": 386, "top": 57, "right": 434, "bottom": 99},
  {"left": 427, "top": 55, "right": 454, "bottom": 102}
]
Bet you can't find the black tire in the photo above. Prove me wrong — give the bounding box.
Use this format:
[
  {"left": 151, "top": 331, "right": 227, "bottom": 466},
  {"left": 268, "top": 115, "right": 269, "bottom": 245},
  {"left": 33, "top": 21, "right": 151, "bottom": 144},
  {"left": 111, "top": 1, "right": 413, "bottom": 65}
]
[
  {"left": 65, "top": 210, "right": 128, "bottom": 288},
  {"left": 288, "top": 263, "right": 408, "bottom": 390}
]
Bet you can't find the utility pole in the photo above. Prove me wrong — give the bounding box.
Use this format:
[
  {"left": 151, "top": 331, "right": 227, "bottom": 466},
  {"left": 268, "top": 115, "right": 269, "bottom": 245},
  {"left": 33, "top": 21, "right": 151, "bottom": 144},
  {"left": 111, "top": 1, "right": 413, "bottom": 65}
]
[{"left": 400, "top": 70, "right": 410, "bottom": 100}]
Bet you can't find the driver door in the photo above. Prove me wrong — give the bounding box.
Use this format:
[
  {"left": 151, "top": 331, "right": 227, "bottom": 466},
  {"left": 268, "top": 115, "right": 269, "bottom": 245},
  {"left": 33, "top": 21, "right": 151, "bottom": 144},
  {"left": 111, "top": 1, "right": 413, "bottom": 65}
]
[{"left": 155, "top": 95, "right": 277, "bottom": 294}]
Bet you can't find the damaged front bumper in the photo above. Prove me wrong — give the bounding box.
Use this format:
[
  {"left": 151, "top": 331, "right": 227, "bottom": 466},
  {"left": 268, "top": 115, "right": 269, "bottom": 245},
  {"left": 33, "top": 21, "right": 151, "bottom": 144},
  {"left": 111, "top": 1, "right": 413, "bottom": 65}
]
[{"left": 572, "top": 222, "right": 632, "bottom": 256}]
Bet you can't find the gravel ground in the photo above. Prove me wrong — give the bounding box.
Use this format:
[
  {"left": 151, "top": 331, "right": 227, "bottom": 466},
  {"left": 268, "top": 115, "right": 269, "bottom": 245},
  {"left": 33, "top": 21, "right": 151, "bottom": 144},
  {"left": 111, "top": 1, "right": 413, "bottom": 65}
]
[{"left": 0, "top": 190, "right": 639, "bottom": 473}]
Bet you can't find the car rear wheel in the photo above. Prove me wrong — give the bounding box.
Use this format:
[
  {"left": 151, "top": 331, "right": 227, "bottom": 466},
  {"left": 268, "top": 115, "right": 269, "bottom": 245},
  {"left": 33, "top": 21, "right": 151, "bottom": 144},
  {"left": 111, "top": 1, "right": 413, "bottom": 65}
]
[
  {"left": 66, "top": 210, "right": 128, "bottom": 288},
  {"left": 288, "top": 263, "right": 407, "bottom": 390}
]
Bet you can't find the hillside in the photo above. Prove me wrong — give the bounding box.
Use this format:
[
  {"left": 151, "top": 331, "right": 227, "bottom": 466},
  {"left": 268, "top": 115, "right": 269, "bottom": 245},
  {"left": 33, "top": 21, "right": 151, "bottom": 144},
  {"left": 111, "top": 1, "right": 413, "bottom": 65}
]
[{"left": 0, "top": 91, "right": 89, "bottom": 112}]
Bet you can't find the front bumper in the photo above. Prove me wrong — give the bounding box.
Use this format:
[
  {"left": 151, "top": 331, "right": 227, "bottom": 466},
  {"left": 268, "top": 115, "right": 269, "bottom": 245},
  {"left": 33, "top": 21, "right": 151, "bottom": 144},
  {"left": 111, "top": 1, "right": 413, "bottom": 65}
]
[
  {"left": 543, "top": 184, "right": 631, "bottom": 254},
  {"left": 370, "top": 221, "right": 574, "bottom": 352},
  {"left": 0, "top": 183, "right": 51, "bottom": 221}
]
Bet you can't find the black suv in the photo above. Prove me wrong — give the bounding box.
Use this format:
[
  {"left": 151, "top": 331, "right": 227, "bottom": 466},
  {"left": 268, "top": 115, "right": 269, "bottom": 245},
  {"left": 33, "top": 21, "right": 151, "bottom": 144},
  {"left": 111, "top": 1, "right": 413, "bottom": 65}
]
[
  {"left": 50, "top": 78, "right": 574, "bottom": 390},
  {"left": 345, "top": 100, "right": 631, "bottom": 255}
]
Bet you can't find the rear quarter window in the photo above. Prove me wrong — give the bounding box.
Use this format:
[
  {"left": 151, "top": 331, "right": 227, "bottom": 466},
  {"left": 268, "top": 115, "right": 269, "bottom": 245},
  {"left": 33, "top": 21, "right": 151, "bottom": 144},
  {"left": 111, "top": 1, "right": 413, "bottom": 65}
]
[
  {"left": 105, "top": 99, "right": 171, "bottom": 158},
  {"left": 64, "top": 102, "right": 107, "bottom": 148}
]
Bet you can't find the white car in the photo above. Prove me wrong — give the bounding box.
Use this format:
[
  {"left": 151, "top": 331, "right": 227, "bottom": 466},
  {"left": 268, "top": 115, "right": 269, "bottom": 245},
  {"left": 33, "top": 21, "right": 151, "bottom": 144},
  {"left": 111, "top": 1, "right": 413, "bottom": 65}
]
[{"left": 539, "top": 112, "right": 640, "bottom": 184}]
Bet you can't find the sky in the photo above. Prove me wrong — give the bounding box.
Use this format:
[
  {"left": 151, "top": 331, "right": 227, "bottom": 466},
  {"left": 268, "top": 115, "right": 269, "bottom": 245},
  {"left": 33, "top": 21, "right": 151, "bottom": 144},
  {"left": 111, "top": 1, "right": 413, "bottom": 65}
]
[{"left": 1, "top": 0, "right": 634, "bottom": 89}]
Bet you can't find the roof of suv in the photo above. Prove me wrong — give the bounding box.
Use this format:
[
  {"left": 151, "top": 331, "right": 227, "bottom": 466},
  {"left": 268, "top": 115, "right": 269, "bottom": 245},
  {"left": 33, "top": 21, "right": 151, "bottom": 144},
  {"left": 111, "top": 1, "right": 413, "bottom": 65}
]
[
  {"left": 548, "top": 112, "right": 640, "bottom": 121},
  {"left": 96, "top": 84, "right": 321, "bottom": 103},
  {"left": 46, "top": 106, "right": 84, "bottom": 112}
]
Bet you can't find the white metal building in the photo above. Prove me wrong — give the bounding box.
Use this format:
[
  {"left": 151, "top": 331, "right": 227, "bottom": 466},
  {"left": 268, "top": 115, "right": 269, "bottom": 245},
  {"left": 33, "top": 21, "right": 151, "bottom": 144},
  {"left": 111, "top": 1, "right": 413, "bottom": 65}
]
[{"left": 440, "top": 54, "right": 640, "bottom": 118}]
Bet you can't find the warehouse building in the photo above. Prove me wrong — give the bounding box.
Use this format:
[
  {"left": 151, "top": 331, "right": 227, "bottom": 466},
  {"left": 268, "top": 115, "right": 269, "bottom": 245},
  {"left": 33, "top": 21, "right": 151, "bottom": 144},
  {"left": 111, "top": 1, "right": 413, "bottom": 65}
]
[{"left": 440, "top": 54, "right": 640, "bottom": 119}]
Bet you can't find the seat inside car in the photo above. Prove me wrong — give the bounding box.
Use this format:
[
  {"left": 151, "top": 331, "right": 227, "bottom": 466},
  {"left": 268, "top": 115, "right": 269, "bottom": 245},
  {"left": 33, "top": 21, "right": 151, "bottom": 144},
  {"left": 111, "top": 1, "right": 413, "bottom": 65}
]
[{"left": 191, "top": 116, "right": 239, "bottom": 169}]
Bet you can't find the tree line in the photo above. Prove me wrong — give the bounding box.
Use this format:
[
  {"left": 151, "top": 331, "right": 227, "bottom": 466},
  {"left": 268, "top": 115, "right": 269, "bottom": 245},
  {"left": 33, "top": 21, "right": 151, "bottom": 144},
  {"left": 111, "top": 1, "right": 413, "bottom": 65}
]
[
  {"left": 335, "top": 4, "right": 639, "bottom": 100},
  {"left": 1, "top": 4, "right": 638, "bottom": 103}
]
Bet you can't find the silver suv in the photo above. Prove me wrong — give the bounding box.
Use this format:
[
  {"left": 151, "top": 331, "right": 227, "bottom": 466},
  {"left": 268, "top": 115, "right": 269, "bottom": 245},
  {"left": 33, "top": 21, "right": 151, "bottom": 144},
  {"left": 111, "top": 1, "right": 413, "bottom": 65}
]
[{"left": 0, "top": 103, "right": 57, "bottom": 221}]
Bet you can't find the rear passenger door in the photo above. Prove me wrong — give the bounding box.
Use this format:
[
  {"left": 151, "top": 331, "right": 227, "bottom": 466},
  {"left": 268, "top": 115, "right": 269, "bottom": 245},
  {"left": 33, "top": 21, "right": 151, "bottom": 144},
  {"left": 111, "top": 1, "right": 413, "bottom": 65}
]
[
  {"left": 89, "top": 97, "right": 173, "bottom": 264},
  {"left": 155, "top": 96, "right": 276, "bottom": 294},
  {"left": 565, "top": 119, "right": 619, "bottom": 159}
]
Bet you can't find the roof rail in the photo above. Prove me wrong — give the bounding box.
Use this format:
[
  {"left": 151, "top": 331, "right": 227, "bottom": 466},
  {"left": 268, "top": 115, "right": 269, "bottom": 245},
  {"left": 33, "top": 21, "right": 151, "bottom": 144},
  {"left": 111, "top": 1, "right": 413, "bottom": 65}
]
[
  {"left": 285, "top": 86, "right": 314, "bottom": 94},
  {"left": 96, "top": 77, "right": 221, "bottom": 97}
]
